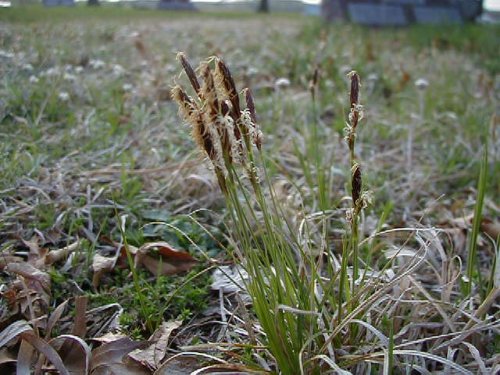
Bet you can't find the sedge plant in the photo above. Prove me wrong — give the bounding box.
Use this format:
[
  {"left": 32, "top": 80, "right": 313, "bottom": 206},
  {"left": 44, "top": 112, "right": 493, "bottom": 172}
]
[
  {"left": 172, "top": 53, "right": 377, "bottom": 373},
  {"left": 172, "top": 53, "right": 326, "bottom": 373},
  {"left": 171, "top": 54, "right": 483, "bottom": 374}
]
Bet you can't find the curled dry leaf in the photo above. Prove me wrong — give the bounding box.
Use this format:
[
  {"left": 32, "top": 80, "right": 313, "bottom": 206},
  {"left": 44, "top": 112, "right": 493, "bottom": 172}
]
[
  {"left": 480, "top": 218, "right": 500, "bottom": 239},
  {"left": 5, "top": 262, "right": 51, "bottom": 294},
  {"left": 45, "top": 300, "right": 69, "bottom": 339},
  {"left": 129, "top": 320, "right": 182, "bottom": 371},
  {"left": 45, "top": 240, "right": 81, "bottom": 265},
  {"left": 92, "top": 332, "right": 129, "bottom": 345},
  {"left": 90, "top": 337, "right": 149, "bottom": 375},
  {"left": 50, "top": 334, "right": 92, "bottom": 375},
  {"left": 0, "top": 320, "right": 32, "bottom": 348},
  {"left": 19, "top": 331, "right": 70, "bottom": 375},
  {"left": 92, "top": 254, "right": 118, "bottom": 289},
  {"left": 134, "top": 242, "right": 198, "bottom": 277},
  {"left": 94, "top": 238, "right": 197, "bottom": 285}
]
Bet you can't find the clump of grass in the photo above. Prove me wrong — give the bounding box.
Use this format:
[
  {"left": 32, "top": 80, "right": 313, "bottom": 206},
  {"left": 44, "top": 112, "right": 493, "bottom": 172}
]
[
  {"left": 173, "top": 53, "right": 319, "bottom": 373},
  {"left": 173, "top": 53, "right": 497, "bottom": 374}
]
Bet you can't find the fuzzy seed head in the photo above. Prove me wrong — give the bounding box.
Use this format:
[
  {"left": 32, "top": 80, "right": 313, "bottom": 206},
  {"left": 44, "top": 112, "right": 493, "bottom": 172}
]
[
  {"left": 171, "top": 85, "right": 197, "bottom": 122},
  {"left": 351, "top": 163, "right": 362, "bottom": 207},
  {"left": 201, "top": 64, "right": 220, "bottom": 121},
  {"left": 177, "top": 52, "right": 201, "bottom": 95},
  {"left": 348, "top": 70, "right": 360, "bottom": 109},
  {"left": 215, "top": 58, "right": 241, "bottom": 117},
  {"left": 244, "top": 88, "right": 257, "bottom": 124}
]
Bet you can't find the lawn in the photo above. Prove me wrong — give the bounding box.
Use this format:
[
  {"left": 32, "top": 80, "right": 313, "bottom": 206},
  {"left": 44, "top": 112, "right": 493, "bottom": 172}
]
[{"left": 0, "top": 5, "right": 499, "bottom": 374}]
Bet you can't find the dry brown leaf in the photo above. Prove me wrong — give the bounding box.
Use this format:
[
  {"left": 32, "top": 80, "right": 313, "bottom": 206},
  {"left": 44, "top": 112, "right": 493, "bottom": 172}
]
[
  {"left": 55, "top": 296, "right": 88, "bottom": 373},
  {"left": 137, "top": 242, "right": 195, "bottom": 260},
  {"left": 85, "top": 303, "right": 123, "bottom": 338},
  {"left": 92, "top": 361, "right": 150, "bottom": 375},
  {"left": 90, "top": 337, "right": 149, "bottom": 375},
  {"left": 137, "top": 254, "right": 197, "bottom": 277},
  {"left": 128, "top": 320, "right": 182, "bottom": 370},
  {"left": 16, "top": 339, "right": 33, "bottom": 374},
  {"left": 480, "top": 218, "right": 500, "bottom": 239},
  {"left": 50, "top": 334, "right": 91, "bottom": 375},
  {"left": 134, "top": 242, "right": 198, "bottom": 277},
  {"left": 96, "top": 239, "right": 197, "bottom": 280},
  {"left": 153, "top": 355, "right": 201, "bottom": 375},
  {"left": 92, "top": 332, "right": 128, "bottom": 345},
  {"left": 19, "top": 331, "right": 70, "bottom": 375},
  {"left": 5, "top": 262, "right": 51, "bottom": 294},
  {"left": 45, "top": 240, "right": 81, "bottom": 265},
  {"left": 0, "top": 256, "right": 24, "bottom": 271},
  {"left": 92, "top": 254, "right": 117, "bottom": 288}
]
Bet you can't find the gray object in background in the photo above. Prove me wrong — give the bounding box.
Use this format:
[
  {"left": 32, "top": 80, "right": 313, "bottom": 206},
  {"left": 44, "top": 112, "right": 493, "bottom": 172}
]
[
  {"left": 348, "top": 3, "right": 409, "bottom": 26},
  {"left": 157, "top": 0, "right": 197, "bottom": 10},
  {"left": 42, "top": 0, "right": 74, "bottom": 6},
  {"left": 413, "top": 6, "right": 462, "bottom": 23},
  {"left": 322, "top": 0, "right": 484, "bottom": 25}
]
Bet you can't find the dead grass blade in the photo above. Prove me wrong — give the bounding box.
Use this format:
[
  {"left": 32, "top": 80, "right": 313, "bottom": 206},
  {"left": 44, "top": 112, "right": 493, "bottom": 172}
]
[
  {"left": 390, "top": 349, "right": 472, "bottom": 375},
  {"left": 45, "top": 301, "right": 68, "bottom": 339},
  {"left": 72, "top": 296, "right": 88, "bottom": 338},
  {"left": 19, "top": 331, "right": 70, "bottom": 375},
  {"left": 16, "top": 339, "right": 33, "bottom": 375},
  {"left": 50, "top": 334, "right": 91, "bottom": 375},
  {"left": 0, "top": 320, "right": 32, "bottom": 347}
]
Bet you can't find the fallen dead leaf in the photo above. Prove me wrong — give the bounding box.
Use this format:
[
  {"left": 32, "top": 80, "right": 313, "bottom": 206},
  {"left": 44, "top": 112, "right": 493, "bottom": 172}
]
[
  {"left": 0, "top": 320, "right": 32, "bottom": 348},
  {"left": 0, "top": 256, "right": 24, "bottom": 271},
  {"left": 92, "top": 254, "right": 118, "bottom": 288},
  {"left": 90, "top": 337, "right": 149, "bottom": 375},
  {"left": 5, "top": 262, "right": 51, "bottom": 294},
  {"left": 153, "top": 355, "right": 201, "bottom": 375},
  {"left": 45, "top": 240, "right": 81, "bottom": 265},
  {"left": 480, "top": 218, "right": 500, "bottom": 239},
  {"left": 50, "top": 334, "right": 91, "bottom": 375},
  {"left": 129, "top": 320, "right": 182, "bottom": 370},
  {"left": 134, "top": 242, "right": 198, "bottom": 277},
  {"left": 92, "top": 332, "right": 129, "bottom": 345},
  {"left": 91, "top": 238, "right": 197, "bottom": 306},
  {"left": 19, "top": 331, "right": 70, "bottom": 375}
]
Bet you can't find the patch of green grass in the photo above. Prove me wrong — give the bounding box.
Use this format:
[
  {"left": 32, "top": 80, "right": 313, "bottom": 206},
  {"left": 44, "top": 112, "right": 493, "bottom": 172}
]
[
  {"left": 91, "top": 266, "right": 212, "bottom": 337},
  {"left": 405, "top": 23, "right": 500, "bottom": 75}
]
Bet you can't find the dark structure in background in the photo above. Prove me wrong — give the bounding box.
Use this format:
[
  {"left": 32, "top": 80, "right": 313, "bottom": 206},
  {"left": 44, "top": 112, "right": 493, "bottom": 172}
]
[
  {"left": 42, "top": 0, "right": 74, "bottom": 6},
  {"left": 258, "top": 0, "right": 270, "bottom": 13},
  {"left": 322, "top": 0, "right": 484, "bottom": 25},
  {"left": 158, "top": 0, "right": 196, "bottom": 10}
]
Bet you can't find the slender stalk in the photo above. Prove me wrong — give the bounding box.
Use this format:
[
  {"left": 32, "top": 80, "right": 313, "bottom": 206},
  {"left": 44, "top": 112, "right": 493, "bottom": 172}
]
[
  {"left": 346, "top": 71, "right": 363, "bottom": 288},
  {"left": 465, "top": 146, "right": 488, "bottom": 296}
]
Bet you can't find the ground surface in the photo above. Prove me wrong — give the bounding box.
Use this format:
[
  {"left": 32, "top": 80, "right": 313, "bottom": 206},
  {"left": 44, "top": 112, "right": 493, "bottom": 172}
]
[{"left": 0, "top": 6, "right": 499, "bottom": 374}]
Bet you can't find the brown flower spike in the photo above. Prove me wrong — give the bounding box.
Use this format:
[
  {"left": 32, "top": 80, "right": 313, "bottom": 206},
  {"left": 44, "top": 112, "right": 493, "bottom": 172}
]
[{"left": 172, "top": 53, "right": 262, "bottom": 192}]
